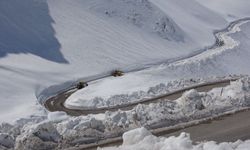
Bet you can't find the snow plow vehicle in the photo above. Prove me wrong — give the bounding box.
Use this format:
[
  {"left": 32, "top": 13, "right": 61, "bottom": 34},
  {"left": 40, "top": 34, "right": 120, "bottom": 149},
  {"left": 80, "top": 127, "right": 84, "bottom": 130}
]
[
  {"left": 111, "top": 70, "right": 124, "bottom": 77},
  {"left": 76, "top": 81, "right": 88, "bottom": 89}
]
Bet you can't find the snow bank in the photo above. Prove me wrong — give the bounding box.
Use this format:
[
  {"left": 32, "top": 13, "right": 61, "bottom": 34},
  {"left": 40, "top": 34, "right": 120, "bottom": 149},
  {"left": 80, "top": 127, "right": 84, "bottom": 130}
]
[
  {"left": 65, "top": 77, "right": 205, "bottom": 109},
  {"left": 0, "top": 133, "right": 14, "bottom": 149},
  {"left": 15, "top": 121, "right": 61, "bottom": 150},
  {"left": 1, "top": 77, "right": 250, "bottom": 149},
  {"left": 47, "top": 111, "right": 69, "bottom": 123},
  {"left": 168, "top": 19, "right": 249, "bottom": 73},
  {"left": 122, "top": 127, "right": 152, "bottom": 145},
  {"left": 99, "top": 127, "right": 250, "bottom": 150},
  {"left": 103, "top": 77, "right": 250, "bottom": 133},
  {"left": 64, "top": 75, "right": 238, "bottom": 109}
]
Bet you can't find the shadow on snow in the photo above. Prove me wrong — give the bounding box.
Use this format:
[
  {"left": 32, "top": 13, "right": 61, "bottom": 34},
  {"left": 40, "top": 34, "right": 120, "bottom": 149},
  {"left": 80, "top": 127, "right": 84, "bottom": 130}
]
[{"left": 0, "top": 0, "right": 68, "bottom": 63}]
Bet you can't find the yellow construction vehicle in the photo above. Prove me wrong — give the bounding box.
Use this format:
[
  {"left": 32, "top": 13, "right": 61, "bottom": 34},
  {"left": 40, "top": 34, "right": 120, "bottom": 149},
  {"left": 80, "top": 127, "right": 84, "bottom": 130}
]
[{"left": 111, "top": 70, "right": 124, "bottom": 77}]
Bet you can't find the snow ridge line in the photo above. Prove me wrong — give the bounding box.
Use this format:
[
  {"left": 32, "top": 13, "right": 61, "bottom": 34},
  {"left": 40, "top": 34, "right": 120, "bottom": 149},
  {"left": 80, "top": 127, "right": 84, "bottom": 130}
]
[{"left": 38, "top": 17, "right": 250, "bottom": 106}]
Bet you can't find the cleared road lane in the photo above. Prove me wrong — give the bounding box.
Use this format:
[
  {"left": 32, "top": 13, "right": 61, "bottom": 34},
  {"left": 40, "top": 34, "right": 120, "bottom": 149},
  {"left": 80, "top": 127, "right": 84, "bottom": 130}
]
[
  {"left": 44, "top": 79, "right": 234, "bottom": 116},
  {"left": 161, "top": 109, "right": 250, "bottom": 143}
]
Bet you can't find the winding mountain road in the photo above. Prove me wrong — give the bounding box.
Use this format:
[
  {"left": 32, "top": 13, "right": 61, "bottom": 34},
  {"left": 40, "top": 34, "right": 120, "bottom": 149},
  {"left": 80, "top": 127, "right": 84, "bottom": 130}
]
[
  {"left": 42, "top": 17, "right": 250, "bottom": 150},
  {"left": 44, "top": 79, "right": 235, "bottom": 116},
  {"left": 40, "top": 17, "right": 250, "bottom": 106},
  {"left": 43, "top": 18, "right": 250, "bottom": 116}
]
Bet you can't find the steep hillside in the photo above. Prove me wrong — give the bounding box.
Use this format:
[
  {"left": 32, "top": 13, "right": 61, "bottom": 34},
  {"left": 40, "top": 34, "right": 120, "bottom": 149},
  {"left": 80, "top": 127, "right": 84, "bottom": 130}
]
[
  {"left": 0, "top": 0, "right": 66, "bottom": 63},
  {"left": 0, "top": 0, "right": 249, "bottom": 122}
]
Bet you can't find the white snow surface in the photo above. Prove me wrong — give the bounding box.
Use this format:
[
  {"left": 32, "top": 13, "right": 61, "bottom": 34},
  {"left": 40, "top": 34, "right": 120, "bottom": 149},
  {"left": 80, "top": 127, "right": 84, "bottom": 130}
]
[
  {"left": 47, "top": 111, "right": 69, "bottom": 123},
  {"left": 99, "top": 127, "right": 250, "bottom": 150},
  {"left": 1, "top": 0, "right": 250, "bottom": 122},
  {"left": 198, "top": 0, "right": 250, "bottom": 21},
  {"left": 1, "top": 1, "right": 250, "bottom": 148},
  {"left": 1, "top": 77, "right": 250, "bottom": 149}
]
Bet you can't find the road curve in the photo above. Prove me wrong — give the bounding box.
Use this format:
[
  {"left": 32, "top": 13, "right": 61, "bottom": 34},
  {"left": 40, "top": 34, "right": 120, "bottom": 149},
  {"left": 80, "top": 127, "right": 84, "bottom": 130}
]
[
  {"left": 42, "top": 17, "right": 250, "bottom": 150},
  {"left": 39, "top": 17, "right": 250, "bottom": 105},
  {"left": 43, "top": 18, "right": 250, "bottom": 116},
  {"left": 43, "top": 18, "right": 250, "bottom": 115},
  {"left": 44, "top": 79, "right": 235, "bottom": 116}
]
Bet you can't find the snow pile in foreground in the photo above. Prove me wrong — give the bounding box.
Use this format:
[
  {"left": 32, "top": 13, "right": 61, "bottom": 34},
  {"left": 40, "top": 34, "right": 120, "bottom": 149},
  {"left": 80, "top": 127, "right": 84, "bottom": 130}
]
[
  {"left": 99, "top": 127, "right": 250, "bottom": 150},
  {"left": 105, "top": 77, "right": 250, "bottom": 127},
  {"left": 1, "top": 77, "right": 250, "bottom": 149},
  {"left": 0, "top": 133, "right": 14, "bottom": 149}
]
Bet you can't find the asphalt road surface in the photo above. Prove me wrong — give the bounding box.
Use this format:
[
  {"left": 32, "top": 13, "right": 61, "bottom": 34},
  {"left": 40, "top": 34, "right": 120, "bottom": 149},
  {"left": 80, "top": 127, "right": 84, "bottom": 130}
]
[
  {"left": 161, "top": 109, "right": 250, "bottom": 143},
  {"left": 45, "top": 79, "right": 233, "bottom": 116}
]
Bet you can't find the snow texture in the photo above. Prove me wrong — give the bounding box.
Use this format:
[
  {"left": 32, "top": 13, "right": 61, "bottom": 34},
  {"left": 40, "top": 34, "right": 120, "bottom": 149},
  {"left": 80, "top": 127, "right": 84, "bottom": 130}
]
[
  {"left": 65, "top": 76, "right": 238, "bottom": 109},
  {"left": 99, "top": 127, "right": 250, "bottom": 150},
  {"left": 1, "top": 77, "right": 250, "bottom": 149},
  {"left": 1, "top": 0, "right": 250, "bottom": 122},
  {"left": 0, "top": 0, "right": 250, "bottom": 149},
  {"left": 65, "top": 18, "right": 250, "bottom": 109},
  {"left": 47, "top": 111, "right": 69, "bottom": 123}
]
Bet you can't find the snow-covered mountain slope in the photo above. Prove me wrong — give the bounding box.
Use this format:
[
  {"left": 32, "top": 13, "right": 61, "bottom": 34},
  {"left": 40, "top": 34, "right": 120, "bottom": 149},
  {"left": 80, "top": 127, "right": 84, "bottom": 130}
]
[
  {"left": 0, "top": 0, "right": 66, "bottom": 63},
  {"left": 65, "top": 19, "right": 250, "bottom": 109},
  {"left": 0, "top": 0, "right": 250, "bottom": 122},
  {"left": 198, "top": 0, "right": 250, "bottom": 21}
]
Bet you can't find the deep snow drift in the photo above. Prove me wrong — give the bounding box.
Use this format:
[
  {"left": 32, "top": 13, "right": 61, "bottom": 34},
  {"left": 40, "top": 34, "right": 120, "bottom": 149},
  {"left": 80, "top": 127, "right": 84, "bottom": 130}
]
[
  {"left": 1, "top": 0, "right": 250, "bottom": 122},
  {"left": 1, "top": 77, "right": 250, "bottom": 149},
  {"left": 100, "top": 127, "right": 250, "bottom": 150}
]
